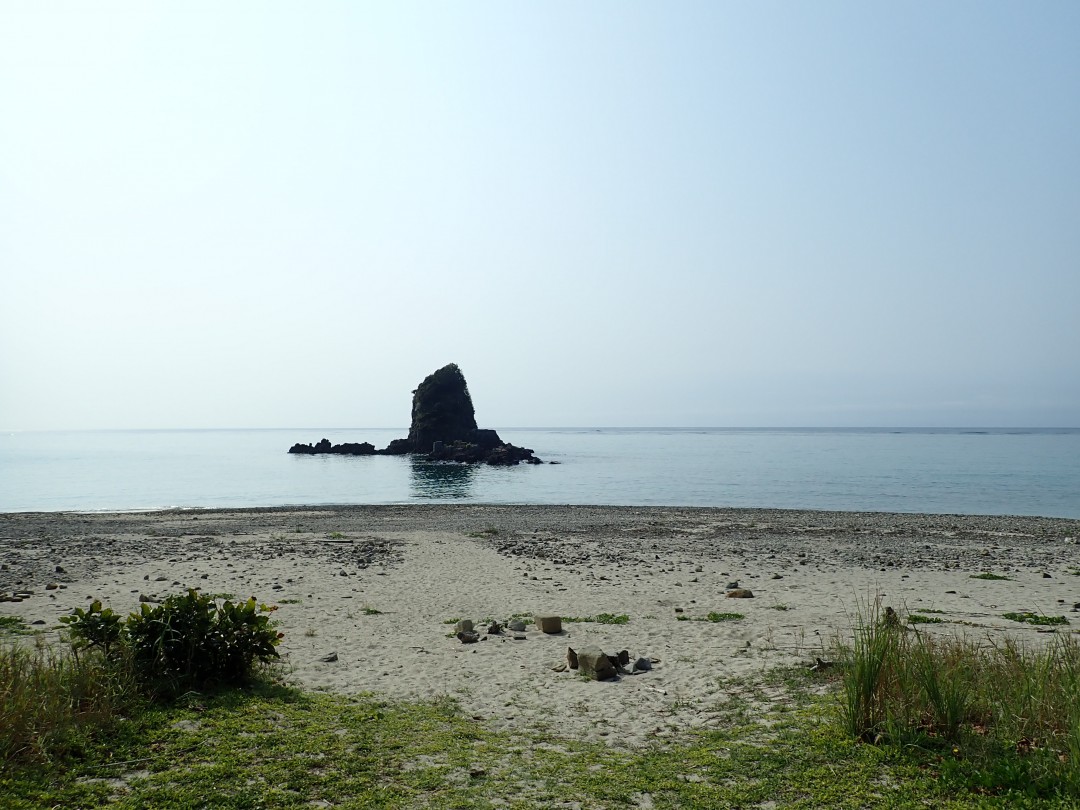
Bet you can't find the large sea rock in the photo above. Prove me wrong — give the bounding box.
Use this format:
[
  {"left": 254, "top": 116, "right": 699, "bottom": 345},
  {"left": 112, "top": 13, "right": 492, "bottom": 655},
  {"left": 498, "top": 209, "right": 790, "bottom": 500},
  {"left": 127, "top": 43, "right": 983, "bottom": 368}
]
[{"left": 288, "top": 364, "right": 543, "bottom": 465}]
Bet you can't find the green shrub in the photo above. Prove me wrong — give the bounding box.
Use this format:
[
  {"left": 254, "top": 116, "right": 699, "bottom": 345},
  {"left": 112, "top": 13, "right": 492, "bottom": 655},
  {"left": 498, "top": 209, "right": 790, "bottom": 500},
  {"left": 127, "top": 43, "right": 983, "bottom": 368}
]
[
  {"left": 60, "top": 600, "right": 124, "bottom": 653},
  {"left": 63, "top": 590, "right": 282, "bottom": 696}
]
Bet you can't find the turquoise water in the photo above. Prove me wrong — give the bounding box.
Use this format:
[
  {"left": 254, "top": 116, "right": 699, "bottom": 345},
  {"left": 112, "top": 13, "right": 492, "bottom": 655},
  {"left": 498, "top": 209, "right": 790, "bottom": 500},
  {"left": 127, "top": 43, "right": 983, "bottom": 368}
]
[{"left": 1, "top": 428, "right": 1078, "bottom": 517}]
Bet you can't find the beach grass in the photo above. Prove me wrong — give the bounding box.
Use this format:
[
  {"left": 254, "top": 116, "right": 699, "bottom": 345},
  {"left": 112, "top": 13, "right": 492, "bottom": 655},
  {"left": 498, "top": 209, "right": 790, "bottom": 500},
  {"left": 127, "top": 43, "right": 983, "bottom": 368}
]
[
  {"left": 5, "top": 662, "right": 1078, "bottom": 808},
  {"left": 835, "top": 600, "right": 1080, "bottom": 801}
]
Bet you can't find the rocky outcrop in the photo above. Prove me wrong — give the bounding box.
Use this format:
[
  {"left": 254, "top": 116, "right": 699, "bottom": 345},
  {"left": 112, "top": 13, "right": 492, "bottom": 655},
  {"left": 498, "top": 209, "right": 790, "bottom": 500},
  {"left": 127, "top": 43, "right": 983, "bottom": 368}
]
[
  {"left": 405, "top": 363, "right": 478, "bottom": 452},
  {"left": 288, "top": 440, "right": 376, "bottom": 456},
  {"left": 288, "top": 364, "right": 544, "bottom": 465}
]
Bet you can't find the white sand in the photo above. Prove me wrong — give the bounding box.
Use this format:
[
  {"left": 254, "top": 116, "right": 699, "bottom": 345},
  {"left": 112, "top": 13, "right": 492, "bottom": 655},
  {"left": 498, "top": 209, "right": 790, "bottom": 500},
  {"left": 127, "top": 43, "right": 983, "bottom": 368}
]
[{"left": 2, "top": 506, "right": 1078, "bottom": 747}]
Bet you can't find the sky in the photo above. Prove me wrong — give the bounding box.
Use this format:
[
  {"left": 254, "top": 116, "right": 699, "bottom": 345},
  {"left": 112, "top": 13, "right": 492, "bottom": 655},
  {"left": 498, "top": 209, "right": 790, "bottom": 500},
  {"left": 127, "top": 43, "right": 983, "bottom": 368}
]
[{"left": 1, "top": 2, "right": 1078, "bottom": 430}]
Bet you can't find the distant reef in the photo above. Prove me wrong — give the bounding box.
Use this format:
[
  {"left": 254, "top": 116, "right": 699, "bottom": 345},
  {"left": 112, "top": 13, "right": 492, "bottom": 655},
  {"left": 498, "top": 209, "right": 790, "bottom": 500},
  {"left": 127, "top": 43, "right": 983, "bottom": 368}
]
[{"left": 288, "top": 364, "right": 544, "bottom": 466}]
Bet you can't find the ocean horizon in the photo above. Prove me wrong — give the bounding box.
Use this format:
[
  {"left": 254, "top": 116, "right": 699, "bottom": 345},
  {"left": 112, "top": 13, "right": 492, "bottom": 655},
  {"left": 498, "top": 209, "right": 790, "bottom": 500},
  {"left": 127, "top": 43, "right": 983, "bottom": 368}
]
[{"left": 2, "top": 426, "right": 1079, "bottom": 518}]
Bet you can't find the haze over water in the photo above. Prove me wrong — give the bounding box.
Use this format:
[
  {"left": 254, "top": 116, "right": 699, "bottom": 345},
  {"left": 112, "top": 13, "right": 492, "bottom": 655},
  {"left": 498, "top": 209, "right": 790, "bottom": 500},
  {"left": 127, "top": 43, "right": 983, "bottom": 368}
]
[{"left": 2, "top": 428, "right": 1078, "bottom": 518}]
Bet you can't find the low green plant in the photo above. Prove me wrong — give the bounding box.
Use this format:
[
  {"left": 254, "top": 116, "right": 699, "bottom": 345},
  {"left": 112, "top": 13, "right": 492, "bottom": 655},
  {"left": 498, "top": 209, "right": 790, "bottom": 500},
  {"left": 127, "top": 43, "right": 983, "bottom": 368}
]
[
  {"left": 328, "top": 531, "right": 346, "bottom": 539},
  {"left": 592, "top": 613, "right": 629, "bottom": 625},
  {"left": 676, "top": 612, "right": 744, "bottom": 622},
  {"left": 908, "top": 614, "right": 945, "bottom": 624},
  {"left": 970, "top": 572, "right": 1010, "bottom": 581},
  {"left": 706, "top": 612, "right": 744, "bottom": 622},
  {"left": 563, "top": 613, "right": 630, "bottom": 625},
  {"left": 362, "top": 607, "right": 383, "bottom": 615},
  {"left": 1003, "top": 612, "right": 1069, "bottom": 626}
]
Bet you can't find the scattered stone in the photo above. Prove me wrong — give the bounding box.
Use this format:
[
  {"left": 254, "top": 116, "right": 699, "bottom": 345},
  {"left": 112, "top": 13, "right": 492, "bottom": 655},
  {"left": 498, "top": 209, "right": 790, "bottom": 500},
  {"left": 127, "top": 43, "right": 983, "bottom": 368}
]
[
  {"left": 534, "top": 615, "right": 562, "bottom": 634},
  {"left": 567, "top": 647, "right": 579, "bottom": 669},
  {"left": 457, "top": 631, "right": 480, "bottom": 643},
  {"left": 320, "top": 652, "right": 338, "bottom": 663},
  {"left": 552, "top": 662, "right": 568, "bottom": 672},
  {"left": 45, "top": 583, "right": 59, "bottom": 590},
  {"left": 508, "top": 618, "right": 527, "bottom": 632},
  {"left": 31, "top": 619, "right": 45, "bottom": 625},
  {"left": 633, "top": 657, "right": 652, "bottom": 672},
  {"left": 726, "top": 581, "right": 739, "bottom": 589},
  {"left": 455, "top": 619, "right": 474, "bottom": 634},
  {"left": 576, "top": 645, "right": 617, "bottom": 680},
  {"left": 726, "top": 588, "right": 754, "bottom": 598},
  {"left": 487, "top": 621, "right": 502, "bottom": 635}
]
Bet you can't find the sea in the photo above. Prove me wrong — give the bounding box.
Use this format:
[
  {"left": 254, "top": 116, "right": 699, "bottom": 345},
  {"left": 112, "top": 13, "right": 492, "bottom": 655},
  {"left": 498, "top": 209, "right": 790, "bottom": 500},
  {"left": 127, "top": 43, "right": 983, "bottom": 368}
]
[{"left": 1, "top": 428, "right": 1078, "bottom": 518}]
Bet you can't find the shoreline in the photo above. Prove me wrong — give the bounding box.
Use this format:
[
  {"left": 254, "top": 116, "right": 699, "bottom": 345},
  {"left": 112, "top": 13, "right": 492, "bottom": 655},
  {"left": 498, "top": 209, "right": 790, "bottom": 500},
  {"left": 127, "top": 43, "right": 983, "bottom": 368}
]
[{"left": 2, "top": 505, "right": 1079, "bottom": 747}]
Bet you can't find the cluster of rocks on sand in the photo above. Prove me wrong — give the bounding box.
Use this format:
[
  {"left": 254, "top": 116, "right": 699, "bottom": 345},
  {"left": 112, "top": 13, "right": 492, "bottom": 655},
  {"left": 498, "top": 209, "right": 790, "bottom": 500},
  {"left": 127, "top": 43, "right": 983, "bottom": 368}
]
[{"left": 1, "top": 506, "right": 1078, "bottom": 747}]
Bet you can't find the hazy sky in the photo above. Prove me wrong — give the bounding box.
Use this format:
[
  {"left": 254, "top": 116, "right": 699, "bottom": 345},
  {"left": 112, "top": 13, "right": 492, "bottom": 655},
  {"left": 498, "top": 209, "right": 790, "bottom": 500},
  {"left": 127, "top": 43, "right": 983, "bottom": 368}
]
[{"left": 2, "top": 2, "right": 1078, "bottom": 430}]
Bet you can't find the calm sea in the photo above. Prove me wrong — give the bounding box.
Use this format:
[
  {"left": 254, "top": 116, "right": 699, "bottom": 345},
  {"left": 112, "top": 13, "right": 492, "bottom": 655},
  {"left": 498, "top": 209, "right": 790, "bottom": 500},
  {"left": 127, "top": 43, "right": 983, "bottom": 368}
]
[{"left": 1, "top": 428, "right": 1078, "bottom": 518}]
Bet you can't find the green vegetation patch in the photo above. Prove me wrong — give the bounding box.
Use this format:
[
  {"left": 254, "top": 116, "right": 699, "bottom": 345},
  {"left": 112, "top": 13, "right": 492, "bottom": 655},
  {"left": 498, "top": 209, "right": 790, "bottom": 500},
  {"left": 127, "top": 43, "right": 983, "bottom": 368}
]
[
  {"left": 1003, "top": 612, "right": 1069, "bottom": 626},
  {"left": 7, "top": 665, "right": 1080, "bottom": 808},
  {"left": 970, "top": 572, "right": 1011, "bottom": 581},
  {"left": 563, "top": 613, "right": 630, "bottom": 625},
  {"left": 676, "top": 612, "right": 745, "bottom": 622},
  {"left": 908, "top": 614, "right": 946, "bottom": 624},
  {"left": 0, "top": 616, "right": 32, "bottom": 635}
]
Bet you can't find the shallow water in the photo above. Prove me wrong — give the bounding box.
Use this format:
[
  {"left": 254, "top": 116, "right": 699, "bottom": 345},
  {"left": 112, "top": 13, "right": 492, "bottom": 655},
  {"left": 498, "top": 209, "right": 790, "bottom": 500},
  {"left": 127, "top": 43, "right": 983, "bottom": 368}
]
[{"left": 1, "top": 427, "right": 1078, "bottom": 517}]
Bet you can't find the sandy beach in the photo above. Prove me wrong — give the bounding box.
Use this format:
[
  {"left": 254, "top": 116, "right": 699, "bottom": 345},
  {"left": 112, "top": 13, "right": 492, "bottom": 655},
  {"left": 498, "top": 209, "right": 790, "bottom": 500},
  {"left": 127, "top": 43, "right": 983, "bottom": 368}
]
[{"left": 2, "top": 506, "right": 1079, "bottom": 748}]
